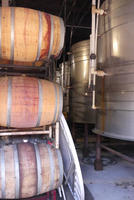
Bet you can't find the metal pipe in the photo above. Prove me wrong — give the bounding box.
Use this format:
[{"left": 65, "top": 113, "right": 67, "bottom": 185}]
[
  {"left": 92, "top": 73, "right": 96, "bottom": 109},
  {"left": 66, "top": 0, "right": 77, "bottom": 21},
  {"left": 58, "top": 0, "right": 65, "bottom": 16},
  {"left": 101, "top": 144, "right": 134, "bottom": 164},
  {"left": 95, "top": 0, "right": 100, "bottom": 53},
  {"left": 61, "top": 63, "right": 64, "bottom": 88},
  {"left": 89, "top": 0, "right": 101, "bottom": 109},
  {"left": 69, "top": 27, "right": 73, "bottom": 50},
  {"left": 89, "top": 0, "right": 96, "bottom": 110},
  {"left": 63, "top": 0, "right": 67, "bottom": 90},
  {"left": 91, "top": 0, "right": 100, "bottom": 109},
  {"left": 66, "top": 24, "right": 91, "bottom": 29},
  {"left": 0, "top": 130, "right": 50, "bottom": 136},
  {"left": 76, "top": 0, "right": 91, "bottom": 24},
  {"left": 89, "top": 0, "right": 96, "bottom": 72},
  {"left": 0, "top": 127, "right": 46, "bottom": 132},
  {"left": 55, "top": 122, "right": 59, "bottom": 149}
]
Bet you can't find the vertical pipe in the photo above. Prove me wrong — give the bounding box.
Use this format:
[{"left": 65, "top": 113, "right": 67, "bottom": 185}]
[
  {"left": 95, "top": 0, "right": 100, "bottom": 53},
  {"left": 49, "top": 126, "right": 52, "bottom": 138},
  {"left": 92, "top": 73, "right": 96, "bottom": 109},
  {"left": 69, "top": 27, "right": 73, "bottom": 50},
  {"left": 63, "top": 0, "right": 67, "bottom": 90},
  {"left": 90, "top": 0, "right": 100, "bottom": 109},
  {"left": 55, "top": 122, "right": 59, "bottom": 149},
  {"left": 89, "top": 0, "right": 96, "bottom": 73},
  {"left": 89, "top": 0, "right": 97, "bottom": 110},
  {"left": 61, "top": 63, "right": 64, "bottom": 88}
]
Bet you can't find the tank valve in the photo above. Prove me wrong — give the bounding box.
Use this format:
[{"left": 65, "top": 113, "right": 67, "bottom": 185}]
[
  {"left": 90, "top": 53, "right": 96, "bottom": 60},
  {"left": 96, "top": 70, "right": 107, "bottom": 77},
  {"left": 92, "top": 5, "right": 107, "bottom": 15},
  {"left": 91, "top": 69, "right": 107, "bottom": 77}
]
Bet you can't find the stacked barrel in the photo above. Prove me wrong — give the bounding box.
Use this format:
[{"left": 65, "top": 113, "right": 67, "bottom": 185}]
[
  {"left": 0, "top": 76, "right": 63, "bottom": 128},
  {"left": 0, "top": 6, "right": 65, "bottom": 199},
  {"left": 0, "top": 7, "right": 64, "bottom": 64}
]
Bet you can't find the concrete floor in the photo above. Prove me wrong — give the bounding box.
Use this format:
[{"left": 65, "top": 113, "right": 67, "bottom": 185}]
[{"left": 78, "top": 146, "right": 134, "bottom": 200}]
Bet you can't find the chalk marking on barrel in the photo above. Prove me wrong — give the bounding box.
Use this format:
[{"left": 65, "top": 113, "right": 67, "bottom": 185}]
[
  {"left": 36, "top": 79, "right": 43, "bottom": 127},
  {"left": 52, "top": 83, "right": 58, "bottom": 123},
  {"left": 7, "top": 77, "right": 12, "bottom": 127},
  {"left": 46, "top": 144, "right": 55, "bottom": 191},
  {"left": 0, "top": 147, "right": 6, "bottom": 199},
  {"left": 34, "top": 143, "right": 42, "bottom": 194},
  {"left": 13, "top": 144, "right": 20, "bottom": 199},
  {"left": 48, "top": 15, "right": 54, "bottom": 58},
  {"left": 56, "top": 149, "right": 63, "bottom": 186},
  {"left": 11, "top": 7, "right": 15, "bottom": 62},
  {"left": 36, "top": 11, "right": 42, "bottom": 61}
]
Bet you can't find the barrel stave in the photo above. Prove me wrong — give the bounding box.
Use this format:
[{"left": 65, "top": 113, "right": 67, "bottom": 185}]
[
  {"left": 11, "top": 77, "right": 39, "bottom": 128},
  {"left": 4, "top": 145, "right": 15, "bottom": 199},
  {"left": 18, "top": 143, "right": 37, "bottom": 198},
  {"left": 38, "top": 143, "right": 50, "bottom": 194},
  {"left": 14, "top": 7, "right": 39, "bottom": 62},
  {"left": 0, "top": 77, "right": 8, "bottom": 127},
  {"left": 1, "top": 7, "right": 11, "bottom": 60}
]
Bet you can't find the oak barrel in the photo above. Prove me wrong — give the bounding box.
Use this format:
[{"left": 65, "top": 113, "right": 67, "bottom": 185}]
[
  {"left": 0, "top": 143, "right": 63, "bottom": 199},
  {"left": 0, "top": 76, "right": 63, "bottom": 128},
  {"left": 0, "top": 7, "right": 65, "bottom": 63}
]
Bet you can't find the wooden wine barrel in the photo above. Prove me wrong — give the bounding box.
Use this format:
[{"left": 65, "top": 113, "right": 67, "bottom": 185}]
[
  {"left": 0, "top": 76, "right": 63, "bottom": 128},
  {"left": 0, "top": 143, "right": 63, "bottom": 199},
  {"left": 0, "top": 7, "right": 65, "bottom": 63}
]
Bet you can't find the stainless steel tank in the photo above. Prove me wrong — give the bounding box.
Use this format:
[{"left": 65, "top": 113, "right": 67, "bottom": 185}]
[
  {"left": 69, "top": 40, "right": 96, "bottom": 124},
  {"left": 94, "top": 0, "right": 134, "bottom": 141},
  {"left": 59, "top": 62, "right": 70, "bottom": 115}
]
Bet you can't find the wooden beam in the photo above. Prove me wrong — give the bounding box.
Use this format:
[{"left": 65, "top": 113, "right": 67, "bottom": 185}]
[{"left": 2, "top": 0, "right": 9, "bottom": 7}]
